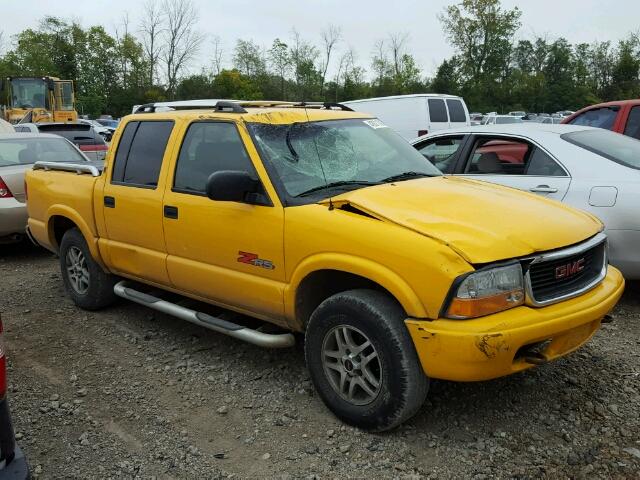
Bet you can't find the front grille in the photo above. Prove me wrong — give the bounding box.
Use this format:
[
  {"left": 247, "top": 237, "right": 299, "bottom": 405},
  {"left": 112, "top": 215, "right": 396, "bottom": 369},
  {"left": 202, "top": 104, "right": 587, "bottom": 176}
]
[{"left": 525, "top": 235, "right": 607, "bottom": 306}]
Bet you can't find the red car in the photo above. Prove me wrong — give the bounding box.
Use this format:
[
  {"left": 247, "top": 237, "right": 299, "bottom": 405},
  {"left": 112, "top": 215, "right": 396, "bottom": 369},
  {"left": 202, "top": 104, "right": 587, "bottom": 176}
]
[
  {"left": 0, "top": 317, "right": 29, "bottom": 479},
  {"left": 562, "top": 100, "right": 640, "bottom": 140}
]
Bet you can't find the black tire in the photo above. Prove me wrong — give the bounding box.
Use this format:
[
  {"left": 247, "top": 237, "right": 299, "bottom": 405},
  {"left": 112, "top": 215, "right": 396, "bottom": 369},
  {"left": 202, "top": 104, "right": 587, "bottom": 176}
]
[
  {"left": 305, "top": 289, "right": 428, "bottom": 431},
  {"left": 59, "top": 228, "right": 117, "bottom": 310}
]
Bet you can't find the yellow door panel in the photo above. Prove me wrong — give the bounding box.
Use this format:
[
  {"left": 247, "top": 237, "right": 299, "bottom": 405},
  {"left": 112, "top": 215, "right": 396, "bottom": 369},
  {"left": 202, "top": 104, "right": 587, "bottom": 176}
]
[
  {"left": 162, "top": 120, "right": 286, "bottom": 321},
  {"left": 163, "top": 194, "right": 286, "bottom": 320},
  {"left": 101, "top": 119, "right": 177, "bottom": 286}
]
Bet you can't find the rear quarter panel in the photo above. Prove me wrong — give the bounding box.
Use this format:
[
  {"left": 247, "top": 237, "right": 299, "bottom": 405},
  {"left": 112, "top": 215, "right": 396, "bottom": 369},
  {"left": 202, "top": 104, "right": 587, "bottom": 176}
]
[{"left": 25, "top": 169, "right": 100, "bottom": 255}]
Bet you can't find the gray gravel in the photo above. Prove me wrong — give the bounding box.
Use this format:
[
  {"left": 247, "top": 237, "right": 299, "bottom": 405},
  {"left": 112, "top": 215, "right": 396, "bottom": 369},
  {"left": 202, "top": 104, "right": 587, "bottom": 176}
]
[{"left": 2, "top": 243, "right": 640, "bottom": 479}]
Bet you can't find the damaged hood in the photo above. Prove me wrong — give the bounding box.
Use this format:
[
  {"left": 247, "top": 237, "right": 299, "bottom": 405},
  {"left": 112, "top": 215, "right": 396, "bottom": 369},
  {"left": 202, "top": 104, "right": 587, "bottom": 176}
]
[{"left": 322, "top": 176, "right": 601, "bottom": 264}]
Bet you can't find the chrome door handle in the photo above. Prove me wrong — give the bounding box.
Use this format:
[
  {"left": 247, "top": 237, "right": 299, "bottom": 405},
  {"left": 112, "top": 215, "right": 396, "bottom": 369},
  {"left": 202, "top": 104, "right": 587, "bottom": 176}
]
[{"left": 529, "top": 185, "right": 558, "bottom": 193}]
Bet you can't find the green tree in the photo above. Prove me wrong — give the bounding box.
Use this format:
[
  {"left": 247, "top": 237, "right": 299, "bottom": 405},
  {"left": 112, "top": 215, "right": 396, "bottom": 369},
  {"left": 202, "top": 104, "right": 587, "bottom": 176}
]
[
  {"left": 268, "top": 38, "right": 291, "bottom": 99},
  {"left": 439, "top": 0, "right": 521, "bottom": 86},
  {"left": 233, "top": 39, "right": 266, "bottom": 78},
  {"left": 431, "top": 58, "right": 460, "bottom": 94},
  {"left": 211, "top": 69, "right": 262, "bottom": 99}
]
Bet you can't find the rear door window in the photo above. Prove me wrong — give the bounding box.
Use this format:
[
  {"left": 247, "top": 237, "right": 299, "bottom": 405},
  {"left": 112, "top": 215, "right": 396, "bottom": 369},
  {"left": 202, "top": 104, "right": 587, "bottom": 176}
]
[
  {"left": 111, "top": 121, "right": 138, "bottom": 182},
  {"left": 567, "top": 107, "right": 618, "bottom": 130},
  {"left": 465, "top": 137, "right": 533, "bottom": 175},
  {"left": 623, "top": 106, "right": 640, "bottom": 140},
  {"left": 526, "top": 148, "right": 567, "bottom": 176},
  {"left": 428, "top": 99, "right": 449, "bottom": 123},
  {"left": 111, "top": 121, "right": 174, "bottom": 187},
  {"left": 446, "top": 99, "right": 466, "bottom": 122}
]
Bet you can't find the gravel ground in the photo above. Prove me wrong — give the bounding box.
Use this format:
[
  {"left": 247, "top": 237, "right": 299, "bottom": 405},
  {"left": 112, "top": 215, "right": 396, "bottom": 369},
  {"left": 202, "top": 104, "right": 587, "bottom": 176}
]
[{"left": 1, "top": 242, "right": 639, "bottom": 479}]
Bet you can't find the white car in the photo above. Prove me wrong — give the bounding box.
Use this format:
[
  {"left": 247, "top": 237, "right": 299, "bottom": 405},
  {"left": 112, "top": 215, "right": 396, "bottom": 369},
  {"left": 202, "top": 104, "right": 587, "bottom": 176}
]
[
  {"left": 79, "top": 119, "right": 112, "bottom": 141},
  {"left": 483, "top": 114, "right": 523, "bottom": 125},
  {"left": 412, "top": 124, "right": 640, "bottom": 279},
  {"left": 342, "top": 94, "right": 470, "bottom": 140}
]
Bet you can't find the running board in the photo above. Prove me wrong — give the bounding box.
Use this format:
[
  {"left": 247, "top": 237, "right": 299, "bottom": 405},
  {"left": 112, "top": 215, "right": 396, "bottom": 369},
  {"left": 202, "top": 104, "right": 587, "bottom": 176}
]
[{"left": 113, "top": 281, "right": 295, "bottom": 348}]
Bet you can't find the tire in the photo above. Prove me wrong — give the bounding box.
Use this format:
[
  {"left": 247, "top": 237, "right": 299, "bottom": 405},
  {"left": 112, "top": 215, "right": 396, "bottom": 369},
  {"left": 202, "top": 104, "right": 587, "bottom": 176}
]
[
  {"left": 305, "top": 289, "right": 428, "bottom": 431},
  {"left": 59, "top": 228, "right": 117, "bottom": 310}
]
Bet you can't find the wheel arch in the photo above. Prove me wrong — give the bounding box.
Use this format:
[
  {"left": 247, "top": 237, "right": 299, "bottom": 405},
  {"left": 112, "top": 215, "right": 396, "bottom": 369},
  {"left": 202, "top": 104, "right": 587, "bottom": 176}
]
[
  {"left": 47, "top": 206, "right": 106, "bottom": 269},
  {"left": 286, "top": 254, "right": 429, "bottom": 331}
]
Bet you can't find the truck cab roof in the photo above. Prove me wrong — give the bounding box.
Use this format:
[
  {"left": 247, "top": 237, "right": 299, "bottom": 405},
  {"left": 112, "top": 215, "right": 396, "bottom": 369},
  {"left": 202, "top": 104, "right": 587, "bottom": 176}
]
[{"left": 127, "top": 100, "right": 372, "bottom": 125}]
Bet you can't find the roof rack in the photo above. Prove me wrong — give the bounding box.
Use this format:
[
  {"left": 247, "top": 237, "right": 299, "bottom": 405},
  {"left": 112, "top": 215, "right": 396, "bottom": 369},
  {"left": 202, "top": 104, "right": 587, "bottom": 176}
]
[{"left": 133, "top": 100, "right": 353, "bottom": 114}]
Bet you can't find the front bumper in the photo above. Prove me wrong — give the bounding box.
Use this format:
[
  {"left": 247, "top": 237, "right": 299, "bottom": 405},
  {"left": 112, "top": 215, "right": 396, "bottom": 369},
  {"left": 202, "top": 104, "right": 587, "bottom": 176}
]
[
  {"left": 0, "top": 198, "right": 27, "bottom": 239},
  {"left": 0, "top": 399, "right": 29, "bottom": 480},
  {"left": 406, "top": 267, "right": 625, "bottom": 382}
]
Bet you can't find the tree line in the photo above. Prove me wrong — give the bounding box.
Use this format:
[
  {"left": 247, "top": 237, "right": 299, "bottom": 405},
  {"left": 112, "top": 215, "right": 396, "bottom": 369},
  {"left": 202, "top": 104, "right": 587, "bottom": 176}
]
[{"left": 0, "top": 0, "right": 638, "bottom": 118}]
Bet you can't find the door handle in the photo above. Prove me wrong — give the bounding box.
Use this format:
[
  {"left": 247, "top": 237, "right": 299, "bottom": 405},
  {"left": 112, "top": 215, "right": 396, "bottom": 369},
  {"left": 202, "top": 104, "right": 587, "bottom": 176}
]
[
  {"left": 104, "top": 196, "right": 115, "bottom": 208},
  {"left": 529, "top": 185, "right": 558, "bottom": 194},
  {"left": 164, "top": 205, "right": 178, "bottom": 219}
]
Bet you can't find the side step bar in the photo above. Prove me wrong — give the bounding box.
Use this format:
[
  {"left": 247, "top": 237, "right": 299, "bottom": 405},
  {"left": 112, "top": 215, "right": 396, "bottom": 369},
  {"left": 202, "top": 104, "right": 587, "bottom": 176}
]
[{"left": 113, "top": 281, "right": 295, "bottom": 349}]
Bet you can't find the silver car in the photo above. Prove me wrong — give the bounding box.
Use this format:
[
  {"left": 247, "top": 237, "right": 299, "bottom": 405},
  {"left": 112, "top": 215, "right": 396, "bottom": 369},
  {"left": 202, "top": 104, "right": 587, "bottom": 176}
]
[
  {"left": 412, "top": 124, "right": 640, "bottom": 279},
  {"left": 0, "top": 133, "right": 92, "bottom": 243}
]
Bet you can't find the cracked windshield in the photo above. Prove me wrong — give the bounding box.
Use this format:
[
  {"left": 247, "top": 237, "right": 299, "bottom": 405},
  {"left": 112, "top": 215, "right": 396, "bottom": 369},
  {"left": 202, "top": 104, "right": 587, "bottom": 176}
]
[{"left": 249, "top": 118, "right": 441, "bottom": 197}]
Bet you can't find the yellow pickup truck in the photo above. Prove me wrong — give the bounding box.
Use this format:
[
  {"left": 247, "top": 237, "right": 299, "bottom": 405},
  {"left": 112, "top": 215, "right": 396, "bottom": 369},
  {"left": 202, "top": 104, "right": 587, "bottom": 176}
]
[{"left": 25, "top": 101, "right": 624, "bottom": 431}]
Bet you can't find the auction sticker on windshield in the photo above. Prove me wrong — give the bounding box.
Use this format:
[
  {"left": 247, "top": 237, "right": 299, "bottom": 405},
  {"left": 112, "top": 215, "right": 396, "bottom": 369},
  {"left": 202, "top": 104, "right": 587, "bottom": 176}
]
[{"left": 363, "top": 119, "right": 387, "bottom": 129}]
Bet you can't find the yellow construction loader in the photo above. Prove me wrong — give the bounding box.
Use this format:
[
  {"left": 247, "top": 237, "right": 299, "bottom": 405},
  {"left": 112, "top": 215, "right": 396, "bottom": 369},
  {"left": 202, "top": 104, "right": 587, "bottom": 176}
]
[{"left": 1, "top": 76, "right": 78, "bottom": 124}]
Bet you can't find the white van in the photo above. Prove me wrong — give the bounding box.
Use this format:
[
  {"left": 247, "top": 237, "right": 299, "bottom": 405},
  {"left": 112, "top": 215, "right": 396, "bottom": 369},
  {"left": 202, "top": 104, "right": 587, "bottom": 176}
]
[{"left": 342, "top": 94, "right": 470, "bottom": 140}]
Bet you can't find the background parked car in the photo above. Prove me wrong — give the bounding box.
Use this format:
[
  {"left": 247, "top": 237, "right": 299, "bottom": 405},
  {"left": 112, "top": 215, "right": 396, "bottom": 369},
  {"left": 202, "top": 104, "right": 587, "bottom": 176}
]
[
  {"left": 482, "top": 114, "right": 523, "bottom": 125},
  {"left": 0, "top": 119, "right": 14, "bottom": 133},
  {"left": 96, "top": 118, "right": 119, "bottom": 130},
  {"left": 412, "top": 124, "right": 640, "bottom": 279},
  {"left": 342, "top": 94, "right": 470, "bottom": 140},
  {"left": 562, "top": 100, "right": 640, "bottom": 140},
  {"left": 0, "top": 133, "right": 94, "bottom": 243},
  {"left": 13, "top": 123, "right": 108, "bottom": 161},
  {"left": 539, "top": 117, "right": 562, "bottom": 124},
  {"left": 0, "top": 316, "right": 30, "bottom": 479},
  {"left": 78, "top": 119, "right": 113, "bottom": 142},
  {"left": 469, "top": 113, "right": 484, "bottom": 125}
]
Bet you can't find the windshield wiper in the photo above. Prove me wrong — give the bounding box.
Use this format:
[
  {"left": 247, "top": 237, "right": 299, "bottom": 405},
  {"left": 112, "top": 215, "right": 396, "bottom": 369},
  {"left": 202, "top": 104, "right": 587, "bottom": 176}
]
[
  {"left": 285, "top": 123, "right": 299, "bottom": 161},
  {"left": 380, "top": 171, "right": 433, "bottom": 183},
  {"left": 295, "top": 180, "right": 381, "bottom": 197}
]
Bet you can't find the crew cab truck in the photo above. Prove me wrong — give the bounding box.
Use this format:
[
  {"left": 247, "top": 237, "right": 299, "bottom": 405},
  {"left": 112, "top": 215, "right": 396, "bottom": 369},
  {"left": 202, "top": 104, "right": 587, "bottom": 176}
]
[{"left": 26, "top": 100, "right": 625, "bottom": 431}]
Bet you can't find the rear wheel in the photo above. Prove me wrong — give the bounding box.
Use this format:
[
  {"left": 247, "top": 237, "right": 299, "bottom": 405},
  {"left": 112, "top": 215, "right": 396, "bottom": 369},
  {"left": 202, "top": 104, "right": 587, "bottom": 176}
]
[
  {"left": 59, "top": 228, "right": 117, "bottom": 310},
  {"left": 305, "top": 289, "right": 428, "bottom": 431}
]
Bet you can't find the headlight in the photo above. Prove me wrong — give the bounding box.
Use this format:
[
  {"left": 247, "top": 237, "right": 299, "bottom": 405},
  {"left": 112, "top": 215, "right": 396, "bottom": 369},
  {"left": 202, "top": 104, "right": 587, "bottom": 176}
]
[{"left": 445, "top": 263, "right": 524, "bottom": 319}]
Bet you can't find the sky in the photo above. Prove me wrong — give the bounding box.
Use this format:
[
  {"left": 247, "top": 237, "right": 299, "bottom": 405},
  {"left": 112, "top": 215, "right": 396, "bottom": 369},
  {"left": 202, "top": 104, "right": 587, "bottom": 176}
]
[{"left": 1, "top": 0, "right": 639, "bottom": 78}]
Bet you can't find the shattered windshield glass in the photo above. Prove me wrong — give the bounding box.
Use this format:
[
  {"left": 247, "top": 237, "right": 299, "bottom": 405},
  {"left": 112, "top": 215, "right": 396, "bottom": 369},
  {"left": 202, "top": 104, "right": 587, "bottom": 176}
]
[{"left": 248, "top": 118, "right": 441, "bottom": 198}]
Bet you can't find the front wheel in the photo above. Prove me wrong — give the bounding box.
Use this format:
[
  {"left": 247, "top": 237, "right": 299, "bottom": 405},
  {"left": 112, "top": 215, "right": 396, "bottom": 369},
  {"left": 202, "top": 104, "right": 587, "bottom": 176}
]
[
  {"left": 305, "top": 289, "right": 428, "bottom": 431},
  {"left": 59, "top": 228, "right": 117, "bottom": 310}
]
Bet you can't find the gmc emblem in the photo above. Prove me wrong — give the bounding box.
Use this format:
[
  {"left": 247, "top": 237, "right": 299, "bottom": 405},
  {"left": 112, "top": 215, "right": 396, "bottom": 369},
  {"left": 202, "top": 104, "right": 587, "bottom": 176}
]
[{"left": 555, "top": 258, "right": 585, "bottom": 279}]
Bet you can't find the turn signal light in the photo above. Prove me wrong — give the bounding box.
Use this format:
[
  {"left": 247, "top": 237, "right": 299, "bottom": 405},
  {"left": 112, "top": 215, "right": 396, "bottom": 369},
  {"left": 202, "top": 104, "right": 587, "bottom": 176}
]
[{"left": 447, "top": 289, "right": 524, "bottom": 318}]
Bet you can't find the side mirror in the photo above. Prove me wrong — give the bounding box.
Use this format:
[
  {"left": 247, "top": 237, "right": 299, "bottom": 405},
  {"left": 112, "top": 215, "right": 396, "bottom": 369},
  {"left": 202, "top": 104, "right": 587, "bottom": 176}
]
[{"left": 206, "top": 170, "right": 260, "bottom": 203}]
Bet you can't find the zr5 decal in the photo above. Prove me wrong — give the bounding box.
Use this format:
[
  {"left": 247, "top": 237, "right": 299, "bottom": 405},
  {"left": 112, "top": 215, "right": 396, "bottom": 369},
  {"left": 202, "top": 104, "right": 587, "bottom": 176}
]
[{"left": 238, "top": 251, "right": 275, "bottom": 270}]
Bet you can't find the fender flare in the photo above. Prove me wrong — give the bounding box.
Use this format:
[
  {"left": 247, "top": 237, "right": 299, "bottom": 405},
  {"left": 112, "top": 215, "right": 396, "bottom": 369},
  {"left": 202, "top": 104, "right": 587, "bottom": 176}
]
[
  {"left": 284, "top": 252, "right": 429, "bottom": 325},
  {"left": 46, "top": 205, "right": 107, "bottom": 269}
]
